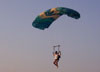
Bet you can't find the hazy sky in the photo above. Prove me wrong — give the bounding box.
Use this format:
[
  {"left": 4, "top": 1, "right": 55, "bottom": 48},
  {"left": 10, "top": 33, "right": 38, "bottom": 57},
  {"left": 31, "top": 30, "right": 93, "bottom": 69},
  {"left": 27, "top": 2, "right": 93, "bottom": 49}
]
[{"left": 0, "top": 0, "right": 100, "bottom": 72}]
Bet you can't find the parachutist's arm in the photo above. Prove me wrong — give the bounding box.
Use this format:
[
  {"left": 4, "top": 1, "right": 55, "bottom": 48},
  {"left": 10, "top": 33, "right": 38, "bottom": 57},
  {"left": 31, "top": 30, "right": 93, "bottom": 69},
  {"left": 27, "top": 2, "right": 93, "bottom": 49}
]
[
  {"left": 53, "top": 52, "right": 55, "bottom": 56},
  {"left": 53, "top": 46, "right": 56, "bottom": 56},
  {"left": 59, "top": 51, "right": 61, "bottom": 56}
]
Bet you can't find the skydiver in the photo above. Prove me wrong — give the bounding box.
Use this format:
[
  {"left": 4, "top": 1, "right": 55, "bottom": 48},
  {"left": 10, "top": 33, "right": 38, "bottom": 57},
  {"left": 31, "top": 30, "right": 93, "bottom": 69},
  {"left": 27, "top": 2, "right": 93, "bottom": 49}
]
[{"left": 53, "top": 45, "right": 61, "bottom": 68}]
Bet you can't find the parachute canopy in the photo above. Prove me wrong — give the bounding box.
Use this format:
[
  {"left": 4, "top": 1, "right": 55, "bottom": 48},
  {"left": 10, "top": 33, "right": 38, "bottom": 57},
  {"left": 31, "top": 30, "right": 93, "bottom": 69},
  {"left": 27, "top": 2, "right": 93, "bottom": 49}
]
[{"left": 32, "top": 7, "right": 80, "bottom": 30}]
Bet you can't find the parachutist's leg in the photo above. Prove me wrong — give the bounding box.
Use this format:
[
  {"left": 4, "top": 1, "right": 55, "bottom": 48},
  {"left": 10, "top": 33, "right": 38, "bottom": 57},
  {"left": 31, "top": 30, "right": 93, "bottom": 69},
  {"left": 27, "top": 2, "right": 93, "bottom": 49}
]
[
  {"left": 56, "top": 60, "right": 59, "bottom": 68},
  {"left": 53, "top": 60, "right": 56, "bottom": 65},
  {"left": 53, "top": 59, "right": 59, "bottom": 68}
]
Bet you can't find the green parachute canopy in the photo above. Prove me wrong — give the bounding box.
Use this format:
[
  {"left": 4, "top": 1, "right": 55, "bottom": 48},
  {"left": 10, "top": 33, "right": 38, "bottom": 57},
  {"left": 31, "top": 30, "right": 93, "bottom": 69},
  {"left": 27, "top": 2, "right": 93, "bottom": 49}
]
[{"left": 32, "top": 7, "right": 80, "bottom": 30}]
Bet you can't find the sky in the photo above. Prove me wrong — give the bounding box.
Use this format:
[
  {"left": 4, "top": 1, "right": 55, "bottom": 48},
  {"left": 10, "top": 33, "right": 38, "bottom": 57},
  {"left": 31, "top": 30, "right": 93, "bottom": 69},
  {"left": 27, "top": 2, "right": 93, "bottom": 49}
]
[{"left": 0, "top": 0, "right": 100, "bottom": 72}]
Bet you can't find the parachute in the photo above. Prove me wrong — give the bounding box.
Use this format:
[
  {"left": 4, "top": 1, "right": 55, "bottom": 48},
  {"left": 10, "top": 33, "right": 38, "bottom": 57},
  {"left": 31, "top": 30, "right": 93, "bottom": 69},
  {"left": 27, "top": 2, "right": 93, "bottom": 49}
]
[{"left": 32, "top": 7, "right": 80, "bottom": 30}]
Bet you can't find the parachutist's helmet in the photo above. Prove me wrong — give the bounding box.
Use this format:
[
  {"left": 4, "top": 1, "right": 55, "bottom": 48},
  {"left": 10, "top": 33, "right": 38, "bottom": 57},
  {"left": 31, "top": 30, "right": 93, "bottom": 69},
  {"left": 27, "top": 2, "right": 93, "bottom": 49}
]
[{"left": 55, "top": 51, "right": 58, "bottom": 54}]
